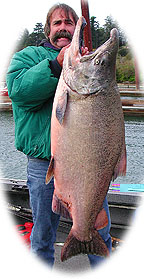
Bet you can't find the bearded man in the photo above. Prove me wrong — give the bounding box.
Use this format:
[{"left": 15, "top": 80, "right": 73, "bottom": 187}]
[{"left": 6, "top": 3, "right": 111, "bottom": 268}]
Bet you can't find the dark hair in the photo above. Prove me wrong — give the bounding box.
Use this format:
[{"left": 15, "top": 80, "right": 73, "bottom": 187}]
[{"left": 44, "top": 3, "right": 79, "bottom": 39}]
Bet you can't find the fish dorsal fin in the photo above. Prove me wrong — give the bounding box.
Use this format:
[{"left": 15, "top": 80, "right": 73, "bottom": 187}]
[
  {"left": 56, "top": 90, "right": 68, "bottom": 125},
  {"left": 45, "top": 156, "right": 54, "bottom": 184}
]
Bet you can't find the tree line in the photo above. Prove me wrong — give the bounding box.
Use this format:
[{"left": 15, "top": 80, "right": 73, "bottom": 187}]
[
  {"left": 15, "top": 16, "right": 135, "bottom": 83},
  {"left": 16, "top": 16, "right": 127, "bottom": 51}
]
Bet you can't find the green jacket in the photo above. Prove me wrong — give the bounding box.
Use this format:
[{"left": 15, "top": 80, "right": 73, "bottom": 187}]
[{"left": 6, "top": 46, "right": 60, "bottom": 160}]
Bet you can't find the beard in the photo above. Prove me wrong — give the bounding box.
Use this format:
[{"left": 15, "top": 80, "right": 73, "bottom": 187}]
[{"left": 51, "top": 30, "right": 72, "bottom": 44}]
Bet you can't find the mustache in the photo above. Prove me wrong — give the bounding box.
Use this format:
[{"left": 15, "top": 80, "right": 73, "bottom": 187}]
[{"left": 51, "top": 30, "right": 72, "bottom": 43}]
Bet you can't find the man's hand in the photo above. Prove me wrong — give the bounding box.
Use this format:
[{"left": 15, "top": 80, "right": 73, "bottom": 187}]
[
  {"left": 81, "top": 46, "right": 89, "bottom": 56},
  {"left": 57, "top": 45, "right": 89, "bottom": 67},
  {"left": 57, "top": 44, "right": 71, "bottom": 67}
]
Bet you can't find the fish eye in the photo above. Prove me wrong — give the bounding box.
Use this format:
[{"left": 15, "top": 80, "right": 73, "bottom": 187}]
[{"left": 95, "top": 59, "right": 100, "bottom": 65}]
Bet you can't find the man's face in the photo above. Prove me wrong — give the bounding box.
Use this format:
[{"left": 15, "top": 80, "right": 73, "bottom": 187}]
[{"left": 48, "top": 8, "right": 76, "bottom": 48}]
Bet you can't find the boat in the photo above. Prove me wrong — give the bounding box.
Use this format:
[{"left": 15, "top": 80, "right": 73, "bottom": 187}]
[
  {"left": 1, "top": 178, "right": 142, "bottom": 240},
  {"left": 0, "top": 87, "right": 8, "bottom": 96},
  {"left": 0, "top": 86, "right": 12, "bottom": 111},
  {"left": 119, "top": 85, "right": 144, "bottom": 116},
  {"left": 0, "top": 177, "right": 143, "bottom": 270},
  {"left": 0, "top": 84, "right": 144, "bottom": 115}
]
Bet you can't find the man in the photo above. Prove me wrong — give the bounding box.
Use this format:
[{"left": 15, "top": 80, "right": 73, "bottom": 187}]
[{"left": 6, "top": 3, "right": 111, "bottom": 268}]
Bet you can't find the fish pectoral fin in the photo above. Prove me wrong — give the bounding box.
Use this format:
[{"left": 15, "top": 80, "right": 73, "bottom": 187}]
[
  {"left": 61, "top": 229, "right": 109, "bottom": 262},
  {"left": 94, "top": 208, "right": 108, "bottom": 230},
  {"left": 56, "top": 90, "right": 68, "bottom": 125},
  {"left": 112, "top": 143, "right": 127, "bottom": 181},
  {"left": 45, "top": 156, "right": 54, "bottom": 184}
]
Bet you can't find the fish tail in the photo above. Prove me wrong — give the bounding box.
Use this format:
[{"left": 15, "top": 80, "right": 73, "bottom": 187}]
[{"left": 61, "top": 229, "right": 109, "bottom": 262}]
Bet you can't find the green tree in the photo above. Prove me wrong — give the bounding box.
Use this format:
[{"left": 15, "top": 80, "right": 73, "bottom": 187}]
[
  {"left": 103, "top": 15, "right": 117, "bottom": 40},
  {"left": 90, "top": 16, "right": 105, "bottom": 49},
  {"left": 16, "top": 29, "right": 30, "bottom": 51},
  {"left": 116, "top": 53, "right": 135, "bottom": 83},
  {"left": 16, "top": 23, "right": 45, "bottom": 49},
  {"left": 33, "top": 23, "right": 45, "bottom": 46},
  {"left": 90, "top": 16, "right": 98, "bottom": 49},
  {"left": 90, "top": 15, "right": 127, "bottom": 49},
  {"left": 103, "top": 16, "right": 126, "bottom": 46}
]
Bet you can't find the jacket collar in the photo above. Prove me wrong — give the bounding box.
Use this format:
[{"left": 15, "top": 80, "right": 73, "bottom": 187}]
[{"left": 39, "top": 39, "right": 61, "bottom": 51}]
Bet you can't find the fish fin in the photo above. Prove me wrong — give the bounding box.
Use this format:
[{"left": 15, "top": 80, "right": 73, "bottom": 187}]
[
  {"left": 52, "top": 194, "right": 72, "bottom": 220},
  {"left": 56, "top": 91, "right": 68, "bottom": 125},
  {"left": 61, "top": 229, "right": 109, "bottom": 262},
  {"left": 94, "top": 208, "right": 108, "bottom": 230},
  {"left": 112, "top": 143, "right": 127, "bottom": 181},
  {"left": 45, "top": 156, "right": 54, "bottom": 185}
]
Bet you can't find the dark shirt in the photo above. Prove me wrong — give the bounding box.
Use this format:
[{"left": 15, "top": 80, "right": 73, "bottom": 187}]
[{"left": 39, "top": 39, "right": 62, "bottom": 79}]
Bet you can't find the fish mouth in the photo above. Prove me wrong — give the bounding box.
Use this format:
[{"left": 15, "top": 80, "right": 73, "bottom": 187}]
[
  {"left": 79, "top": 17, "right": 87, "bottom": 54},
  {"left": 66, "top": 16, "right": 87, "bottom": 62},
  {"left": 110, "top": 28, "right": 119, "bottom": 41},
  {"left": 63, "top": 17, "right": 119, "bottom": 95},
  {"left": 80, "top": 27, "right": 119, "bottom": 63},
  {"left": 74, "top": 17, "right": 119, "bottom": 64}
]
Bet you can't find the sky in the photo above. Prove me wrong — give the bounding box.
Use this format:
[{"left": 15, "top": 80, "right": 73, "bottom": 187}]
[
  {"left": 20, "top": 0, "right": 109, "bottom": 33},
  {"left": 1, "top": 0, "right": 111, "bottom": 34}
]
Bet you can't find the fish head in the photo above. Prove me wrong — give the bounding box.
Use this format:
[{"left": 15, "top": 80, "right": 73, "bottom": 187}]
[{"left": 63, "top": 16, "right": 119, "bottom": 95}]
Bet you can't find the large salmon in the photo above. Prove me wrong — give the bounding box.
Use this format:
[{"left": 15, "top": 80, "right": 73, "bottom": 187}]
[{"left": 46, "top": 16, "right": 126, "bottom": 262}]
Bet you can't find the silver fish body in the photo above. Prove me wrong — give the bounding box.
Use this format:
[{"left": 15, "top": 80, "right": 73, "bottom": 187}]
[{"left": 46, "top": 16, "right": 126, "bottom": 262}]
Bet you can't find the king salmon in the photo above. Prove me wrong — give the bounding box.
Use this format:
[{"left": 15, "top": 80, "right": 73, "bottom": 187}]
[{"left": 46, "top": 16, "right": 126, "bottom": 262}]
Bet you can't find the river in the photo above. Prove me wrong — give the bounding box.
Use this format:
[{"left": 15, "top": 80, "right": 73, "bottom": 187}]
[{"left": 0, "top": 111, "right": 144, "bottom": 184}]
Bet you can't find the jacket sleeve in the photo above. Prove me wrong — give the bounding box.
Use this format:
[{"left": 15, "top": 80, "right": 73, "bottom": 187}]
[{"left": 6, "top": 46, "right": 59, "bottom": 110}]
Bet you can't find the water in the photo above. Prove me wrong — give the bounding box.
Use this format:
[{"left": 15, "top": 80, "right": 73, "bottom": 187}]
[
  {"left": 0, "top": 111, "right": 27, "bottom": 180},
  {"left": 0, "top": 111, "right": 144, "bottom": 183}
]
